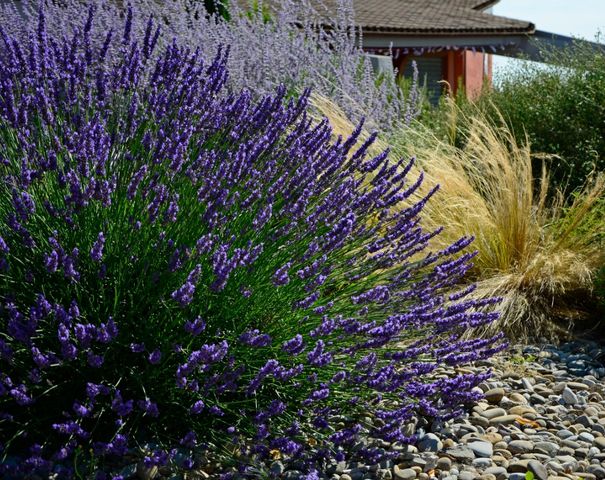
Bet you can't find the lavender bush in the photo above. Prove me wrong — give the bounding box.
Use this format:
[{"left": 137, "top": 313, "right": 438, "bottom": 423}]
[
  {"left": 0, "top": 5, "right": 502, "bottom": 478},
  {"left": 0, "top": 0, "right": 420, "bottom": 129}
]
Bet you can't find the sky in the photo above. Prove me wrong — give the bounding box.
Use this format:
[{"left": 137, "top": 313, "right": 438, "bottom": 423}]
[{"left": 492, "top": 0, "right": 605, "bottom": 79}]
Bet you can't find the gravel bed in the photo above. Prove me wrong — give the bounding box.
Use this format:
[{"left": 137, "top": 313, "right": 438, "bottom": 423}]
[
  {"left": 313, "top": 339, "right": 605, "bottom": 480},
  {"left": 100, "top": 339, "right": 605, "bottom": 480}
]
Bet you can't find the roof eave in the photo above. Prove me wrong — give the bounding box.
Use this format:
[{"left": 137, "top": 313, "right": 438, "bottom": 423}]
[
  {"left": 361, "top": 24, "right": 536, "bottom": 36},
  {"left": 361, "top": 32, "right": 535, "bottom": 49},
  {"left": 472, "top": 0, "right": 501, "bottom": 11}
]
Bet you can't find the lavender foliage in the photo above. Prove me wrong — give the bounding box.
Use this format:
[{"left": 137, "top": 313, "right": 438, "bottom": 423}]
[
  {"left": 0, "top": 5, "right": 502, "bottom": 477},
  {"left": 0, "top": 0, "right": 420, "bottom": 129}
]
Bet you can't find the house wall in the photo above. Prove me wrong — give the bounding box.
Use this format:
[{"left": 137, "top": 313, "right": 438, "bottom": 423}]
[
  {"left": 463, "top": 50, "right": 487, "bottom": 99},
  {"left": 395, "top": 49, "right": 493, "bottom": 102},
  {"left": 447, "top": 50, "right": 491, "bottom": 99}
]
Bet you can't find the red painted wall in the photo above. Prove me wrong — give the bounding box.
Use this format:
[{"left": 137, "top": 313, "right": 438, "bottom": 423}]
[
  {"left": 446, "top": 50, "right": 491, "bottom": 99},
  {"left": 464, "top": 51, "right": 488, "bottom": 99}
]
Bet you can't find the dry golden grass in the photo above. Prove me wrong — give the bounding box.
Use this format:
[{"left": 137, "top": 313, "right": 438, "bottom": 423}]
[{"left": 311, "top": 94, "right": 605, "bottom": 341}]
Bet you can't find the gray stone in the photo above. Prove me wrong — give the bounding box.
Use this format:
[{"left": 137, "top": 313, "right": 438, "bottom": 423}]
[
  {"left": 332, "top": 461, "right": 347, "bottom": 474},
  {"left": 481, "top": 408, "right": 507, "bottom": 420},
  {"left": 576, "top": 447, "right": 590, "bottom": 459},
  {"left": 471, "top": 415, "right": 490, "bottom": 428},
  {"left": 534, "top": 441, "right": 559, "bottom": 456},
  {"left": 393, "top": 466, "right": 416, "bottom": 480},
  {"left": 507, "top": 459, "right": 531, "bottom": 473},
  {"left": 580, "top": 432, "right": 596, "bottom": 443},
  {"left": 436, "top": 457, "right": 452, "bottom": 471},
  {"left": 472, "top": 457, "right": 493, "bottom": 468},
  {"left": 446, "top": 446, "right": 476, "bottom": 462},
  {"left": 561, "top": 439, "right": 581, "bottom": 449},
  {"left": 418, "top": 433, "right": 443, "bottom": 453},
  {"left": 561, "top": 386, "right": 579, "bottom": 405},
  {"left": 587, "top": 464, "right": 605, "bottom": 479},
  {"left": 483, "top": 466, "right": 507, "bottom": 480},
  {"left": 347, "top": 470, "right": 365, "bottom": 480},
  {"left": 467, "top": 441, "right": 493, "bottom": 458},
  {"left": 270, "top": 461, "right": 286, "bottom": 476},
  {"left": 593, "top": 423, "right": 605, "bottom": 435},
  {"left": 377, "top": 469, "right": 393, "bottom": 480},
  {"left": 596, "top": 437, "right": 605, "bottom": 450},
  {"left": 458, "top": 472, "right": 476, "bottom": 480},
  {"left": 545, "top": 460, "right": 564, "bottom": 473},
  {"left": 527, "top": 460, "right": 548, "bottom": 480},
  {"left": 558, "top": 446, "right": 576, "bottom": 457},
  {"left": 508, "top": 474, "right": 527, "bottom": 480},
  {"left": 478, "top": 474, "right": 497, "bottom": 480},
  {"left": 578, "top": 414, "right": 596, "bottom": 427},
  {"left": 556, "top": 429, "right": 574, "bottom": 440},
  {"left": 507, "top": 440, "right": 534, "bottom": 455},
  {"left": 556, "top": 455, "right": 579, "bottom": 472},
  {"left": 529, "top": 393, "right": 547, "bottom": 404}
]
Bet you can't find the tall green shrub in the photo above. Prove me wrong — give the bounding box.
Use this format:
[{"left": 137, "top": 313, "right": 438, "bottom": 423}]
[{"left": 480, "top": 41, "right": 605, "bottom": 191}]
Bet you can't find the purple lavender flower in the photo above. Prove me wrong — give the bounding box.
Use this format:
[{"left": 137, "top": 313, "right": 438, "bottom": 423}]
[
  {"left": 73, "top": 402, "right": 91, "bottom": 417},
  {"left": 171, "top": 281, "right": 195, "bottom": 307},
  {"left": 31, "top": 346, "right": 51, "bottom": 368},
  {"left": 43, "top": 250, "right": 59, "bottom": 273},
  {"left": 184, "top": 316, "right": 206, "bottom": 336},
  {"left": 63, "top": 248, "right": 80, "bottom": 281},
  {"left": 179, "top": 430, "right": 197, "bottom": 448},
  {"left": 209, "top": 405, "right": 224, "bottom": 417},
  {"left": 130, "top": 342, "right": 145, "bottom": 353},
  {"left": 272, "top": 262, "right": 291, "bottom": 286},
  {"left": 0, "top": 236, "right": 9, "bottom": 253},
  {"left": 87, "top": 351, "right": 104, "bottom": 368},
  {"left": 189, "top": 400, "right": 204, "bottom": 415},
  {"left": 0, "top": 3, "right": 502, "bottom": 472},
  {"left": 107, "top": 434, "right": 128, "bottom": 456},
  {"left": 239, "top": 329, "right": 271, "bottom": 348},
  {"left": 111, "top": 391, "right": 134, "bottom": 417},
  {"left": 148, "top": 349, "right": 161, "bottom": 364},
  {"left": 127, "top": 165, "right": 148, "bottom": 199},
  {"left": 10, "top": 385, "right": 33, "bottom": 406},
  {"left": 138, "top": 399, "right": 159, "bottom": 417},
  {"left": 90, "top": 231, "right": 105, "bottom": 262},
  {"left": 282, "top": 335, "right": 305, "bottom": 355},
  {"left": 52, "top": 421, "right": 88, "bottom": 438}
]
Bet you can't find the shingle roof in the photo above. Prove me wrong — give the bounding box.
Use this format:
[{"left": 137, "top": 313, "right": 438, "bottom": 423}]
[
  {"left": 352, "top": 0, "right": 534, "bottom": 35},
  {"left": 238, "top": 0, "right": 534, "bottom": 36}
]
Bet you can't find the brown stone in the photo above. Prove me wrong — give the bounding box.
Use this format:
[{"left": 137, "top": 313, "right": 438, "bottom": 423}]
[
  {"left": 481, "top": 432, "right": 503, "bottom": 444},
  {"left": 489, "top": 415, "right": 520, "bottom": 426},
  {"left": 485, "top": 388, "right": 505, "bottom": 404},
  {"left": 509, "top": 393, "right": 528, "bottom": 404},
  {"left": 509, "top": 405, "right": 536, "bottom": 416}
]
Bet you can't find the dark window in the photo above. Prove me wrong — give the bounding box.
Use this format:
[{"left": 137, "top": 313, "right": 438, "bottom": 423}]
[{"left": 403, "top": 57, "right": 445, "bottom": 105}]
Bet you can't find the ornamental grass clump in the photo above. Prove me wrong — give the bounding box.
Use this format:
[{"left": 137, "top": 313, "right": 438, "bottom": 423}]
[
  {"left": 0, "top": 7, "right": 502, "bottom": 477},
  {"left": 384, "top": 102, "right": 605, "bottom": 341}
]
